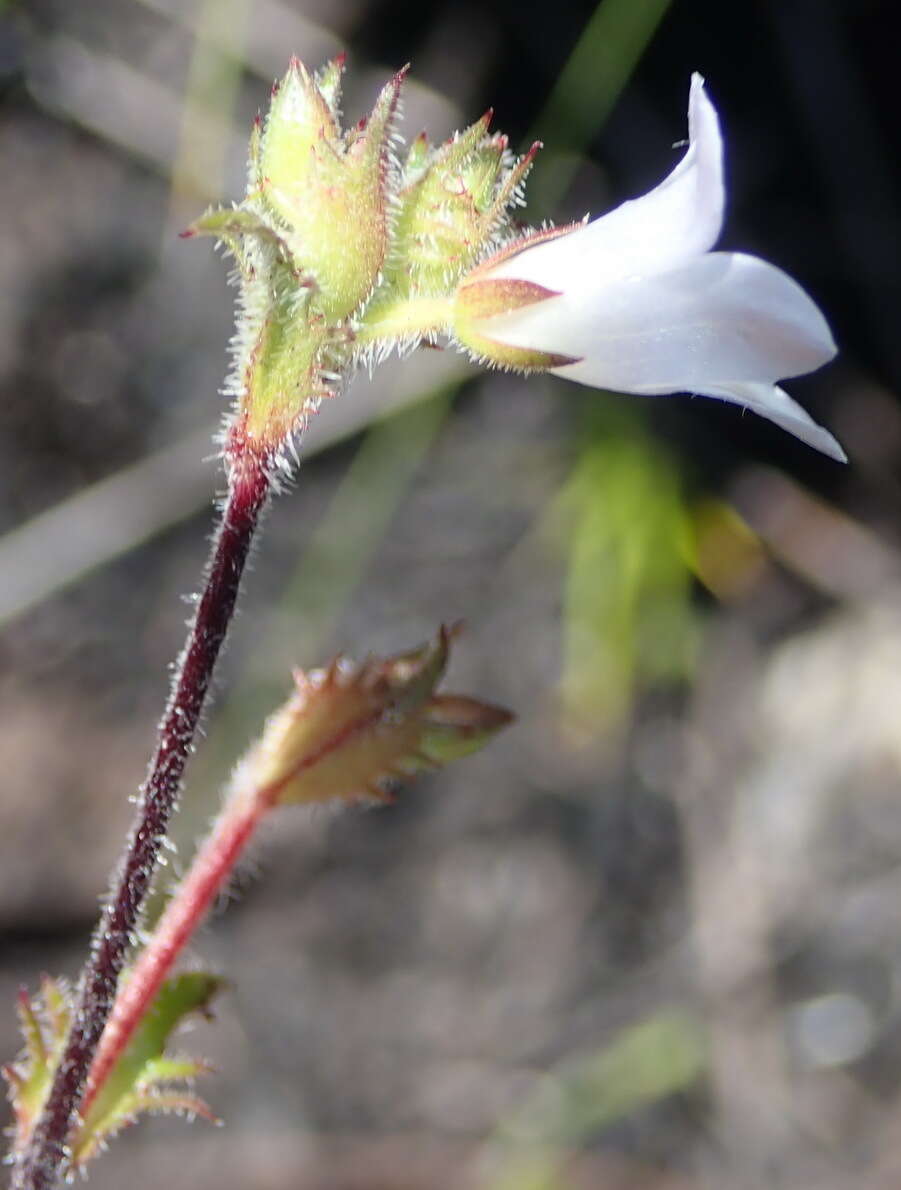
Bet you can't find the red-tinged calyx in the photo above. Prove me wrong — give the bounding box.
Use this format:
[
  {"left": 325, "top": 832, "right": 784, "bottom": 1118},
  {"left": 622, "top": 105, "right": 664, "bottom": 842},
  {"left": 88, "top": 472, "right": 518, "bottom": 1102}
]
[
  {"left": 452, "top": 275, "right": 579, "bottom": 372},
  {"left": 233, "top": 627, "right": 513, "bottom": 808}
]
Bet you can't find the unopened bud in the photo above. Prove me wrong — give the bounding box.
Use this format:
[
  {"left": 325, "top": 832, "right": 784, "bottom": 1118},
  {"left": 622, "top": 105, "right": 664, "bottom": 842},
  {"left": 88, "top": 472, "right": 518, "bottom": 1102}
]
[
  {"left": 240, "top": 627, "right": 512, "bottom": 807},
  {"left": 259, "top": 57, "right": 406, "bottom": 321},
  {"left": 385, "top": 121, "right": 540, "bottom": 302}
]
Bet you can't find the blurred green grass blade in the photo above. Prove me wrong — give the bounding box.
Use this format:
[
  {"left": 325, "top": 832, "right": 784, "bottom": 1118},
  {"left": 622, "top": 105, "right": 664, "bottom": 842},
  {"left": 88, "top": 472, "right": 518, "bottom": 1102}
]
[
  {"left": 533, "top": 0, "right": 674, "bottom": 141},
  {"left": 551, "top": 1011, "right": 704, "bottom": 1140},
  {"left": 167, "top": 0, "right": 248, "bottom": 209},
  {"left": 528, "top": 0, "right": 674, "bottom": 213},
  {"left": 558, "top": 406, "right": 697, "bottom": 742},
  {"left": 484, "top": 1011, "right": 704, "bottom": 1189}
]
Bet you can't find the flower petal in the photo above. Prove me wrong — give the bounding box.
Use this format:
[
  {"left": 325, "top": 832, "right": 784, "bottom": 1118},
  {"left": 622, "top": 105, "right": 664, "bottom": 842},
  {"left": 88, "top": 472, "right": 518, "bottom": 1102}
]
[
  {"left": 689, "top": 382, "right": 847, "bottom": 462},
  {"left": 477, "top": 252, "right": 837, "bottom": 391},
  {"left": 485, "top": 73, "right": 724, "bottom": 292}
]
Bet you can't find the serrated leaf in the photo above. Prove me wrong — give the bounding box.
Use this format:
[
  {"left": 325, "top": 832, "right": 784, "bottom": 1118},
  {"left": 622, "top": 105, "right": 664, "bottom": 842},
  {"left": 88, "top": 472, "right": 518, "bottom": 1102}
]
[
  {"left": 75, "top": 1088, "right": 218, "bottom": 1168},
  {"left": 72, "top": 972, "right": 222, "bottom": 1167},
  {"left": 3, "top": 979, "right": 72, "bottom": 1154}
]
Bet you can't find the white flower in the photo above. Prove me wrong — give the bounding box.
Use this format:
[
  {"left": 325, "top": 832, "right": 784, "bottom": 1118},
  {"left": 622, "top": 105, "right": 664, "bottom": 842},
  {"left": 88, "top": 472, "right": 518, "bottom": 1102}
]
[{"left": 468, "top": 74, "right": 844, "bottom": 461}]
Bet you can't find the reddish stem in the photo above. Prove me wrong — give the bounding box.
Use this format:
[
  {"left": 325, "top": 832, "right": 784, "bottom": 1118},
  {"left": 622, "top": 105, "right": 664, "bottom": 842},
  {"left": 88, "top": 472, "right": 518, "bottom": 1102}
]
[
  {"left": 83, "top": 792, "right": 266, "bottom": 1114},
  {"left": 82, "top": 657, "right": 415, "bottom": 1106},
  {"left": 13, "top": 455, "right": 271, "bottom": 1190}
]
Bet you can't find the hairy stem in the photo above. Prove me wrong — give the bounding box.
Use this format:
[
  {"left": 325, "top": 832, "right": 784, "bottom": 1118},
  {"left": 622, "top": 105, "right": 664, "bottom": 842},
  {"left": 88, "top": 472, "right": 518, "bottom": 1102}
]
[
  {"left": 13, "top": 455, "right": 271, "bottom": 1190},
  {"left": 82, "top": 673, "right": 391, "bottom": 1105},
  {"left": 82, "top": 792, "right": 266, "bottom": 1115},
  {"left": 82, "top": 646, "right": 440, "bottom": 1107}
]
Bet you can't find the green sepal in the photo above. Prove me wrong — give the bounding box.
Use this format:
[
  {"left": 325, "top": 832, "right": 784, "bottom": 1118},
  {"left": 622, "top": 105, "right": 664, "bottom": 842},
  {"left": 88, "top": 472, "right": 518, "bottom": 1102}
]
[
  {"left": 259, "top": 61, "right": 406, "bottom": 322},
  {"left": 184, "top": 205, "right": 284, "bottom": 246},
  {"left": 234, "top": 282, "right": 329, "bottom": 449},
  {"left": 377, "top": 626, "right": 450, "bottom": 716},
  {"left": 415, "top": 694, "right": 513, "bottom": 767}
]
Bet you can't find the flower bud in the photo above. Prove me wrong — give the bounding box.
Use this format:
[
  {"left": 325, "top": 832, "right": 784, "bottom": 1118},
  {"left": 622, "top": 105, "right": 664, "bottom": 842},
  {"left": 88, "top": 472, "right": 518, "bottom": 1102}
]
[
  {"left": 238, "top": 627, "right": 513, "bottom": 807},
  {"left": 385, "top": 119, "right": 540, "bottom": 299},
  {"left": 185, "top": 57, "right": 408, "bottom": 459},
  {"left": 258, "top": 56, "right": 406, "bottom": 321}
]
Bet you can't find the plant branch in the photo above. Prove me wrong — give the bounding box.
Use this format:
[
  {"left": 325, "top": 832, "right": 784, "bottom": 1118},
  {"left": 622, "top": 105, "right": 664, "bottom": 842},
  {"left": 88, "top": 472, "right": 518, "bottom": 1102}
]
[
  {"left": 12, "top": 454, "right": 272, "bottom": 1190},
  {"left": 80, "top": 681, "right": 398, "bottom": 1108},
  {"left": 82, "top": 791, "right": 266, "bottom": 1117},
  {"left": 81, "top": 627, "right": 491, "bottom": 1112}
]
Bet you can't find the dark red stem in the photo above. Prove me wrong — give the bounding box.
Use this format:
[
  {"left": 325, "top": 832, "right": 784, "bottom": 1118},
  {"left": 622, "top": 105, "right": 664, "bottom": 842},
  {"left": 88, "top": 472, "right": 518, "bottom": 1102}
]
[{"left": 12, "top": 455, "right": 271, "bottom": 1190}]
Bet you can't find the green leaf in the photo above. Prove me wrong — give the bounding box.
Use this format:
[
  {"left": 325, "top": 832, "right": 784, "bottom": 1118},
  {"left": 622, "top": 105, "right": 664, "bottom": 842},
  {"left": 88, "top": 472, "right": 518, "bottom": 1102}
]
[
  {"left": 487, "top": 1011, "right": 704, "bottom": 1190},
  {"left": 558, "top": 405, "right": 698, "bottom": 741},
  {"left": 74, "top": 973, "right": 222, "bottom": 1167},
  {"left": 2, "top": 978, "right": 72, "bottom": 1157}
]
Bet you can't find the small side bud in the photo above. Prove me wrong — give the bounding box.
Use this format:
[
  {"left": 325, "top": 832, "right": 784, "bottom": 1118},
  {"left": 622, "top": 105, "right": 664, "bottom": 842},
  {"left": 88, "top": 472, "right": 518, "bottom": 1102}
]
[{"left": 237, "top": 627, "right": 513, "bottom": 808}]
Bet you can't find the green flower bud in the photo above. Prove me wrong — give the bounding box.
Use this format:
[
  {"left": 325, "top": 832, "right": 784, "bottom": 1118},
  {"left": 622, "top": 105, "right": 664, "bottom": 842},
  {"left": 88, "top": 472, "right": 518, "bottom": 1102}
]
[
  {"left": 184, "top": 58, "right": 551, "bottom": 466},
  {"left": 185, "top": 57, "right": 407, "bottom": 458},
  {"left": 258, "top": 56, "right": 406, "bottom": 322},
  {"left": 383, "top": 117, "right": 540, "bottom": 300}
]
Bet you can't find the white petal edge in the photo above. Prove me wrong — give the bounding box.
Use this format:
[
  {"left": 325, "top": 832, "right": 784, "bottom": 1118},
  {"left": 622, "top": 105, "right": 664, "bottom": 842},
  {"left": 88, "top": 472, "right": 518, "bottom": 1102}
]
[
  {"left": 484, "top": 73, "right": 725, "bottom": 292},
  {"left": 686, "top": 382, "right": 847, "bottom": 462},
  {"left": 478, "top": 253, "right": 838, "bottom": 391}
]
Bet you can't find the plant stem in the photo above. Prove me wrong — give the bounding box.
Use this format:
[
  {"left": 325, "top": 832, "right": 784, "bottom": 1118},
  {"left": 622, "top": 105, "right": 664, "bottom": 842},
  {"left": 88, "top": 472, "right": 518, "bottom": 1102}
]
[
  {"left": 82, "top": 790, "right": 266, "bottom": 1116},
  {"left": 13, "top": 454, "right": 271, "bottom": 1190},
  {"left": 82, "top": 671, "right": 388, "bottom": 1107},
  {"left": 82, "top": 636, "right": 456, "bottom": 1108}
]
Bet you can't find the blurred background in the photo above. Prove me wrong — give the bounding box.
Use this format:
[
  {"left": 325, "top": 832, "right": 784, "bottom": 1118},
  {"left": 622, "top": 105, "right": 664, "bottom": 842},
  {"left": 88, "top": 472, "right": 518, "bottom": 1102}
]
[{"left": 2, "top": 0, "right": 901, "bottom": 1186}]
